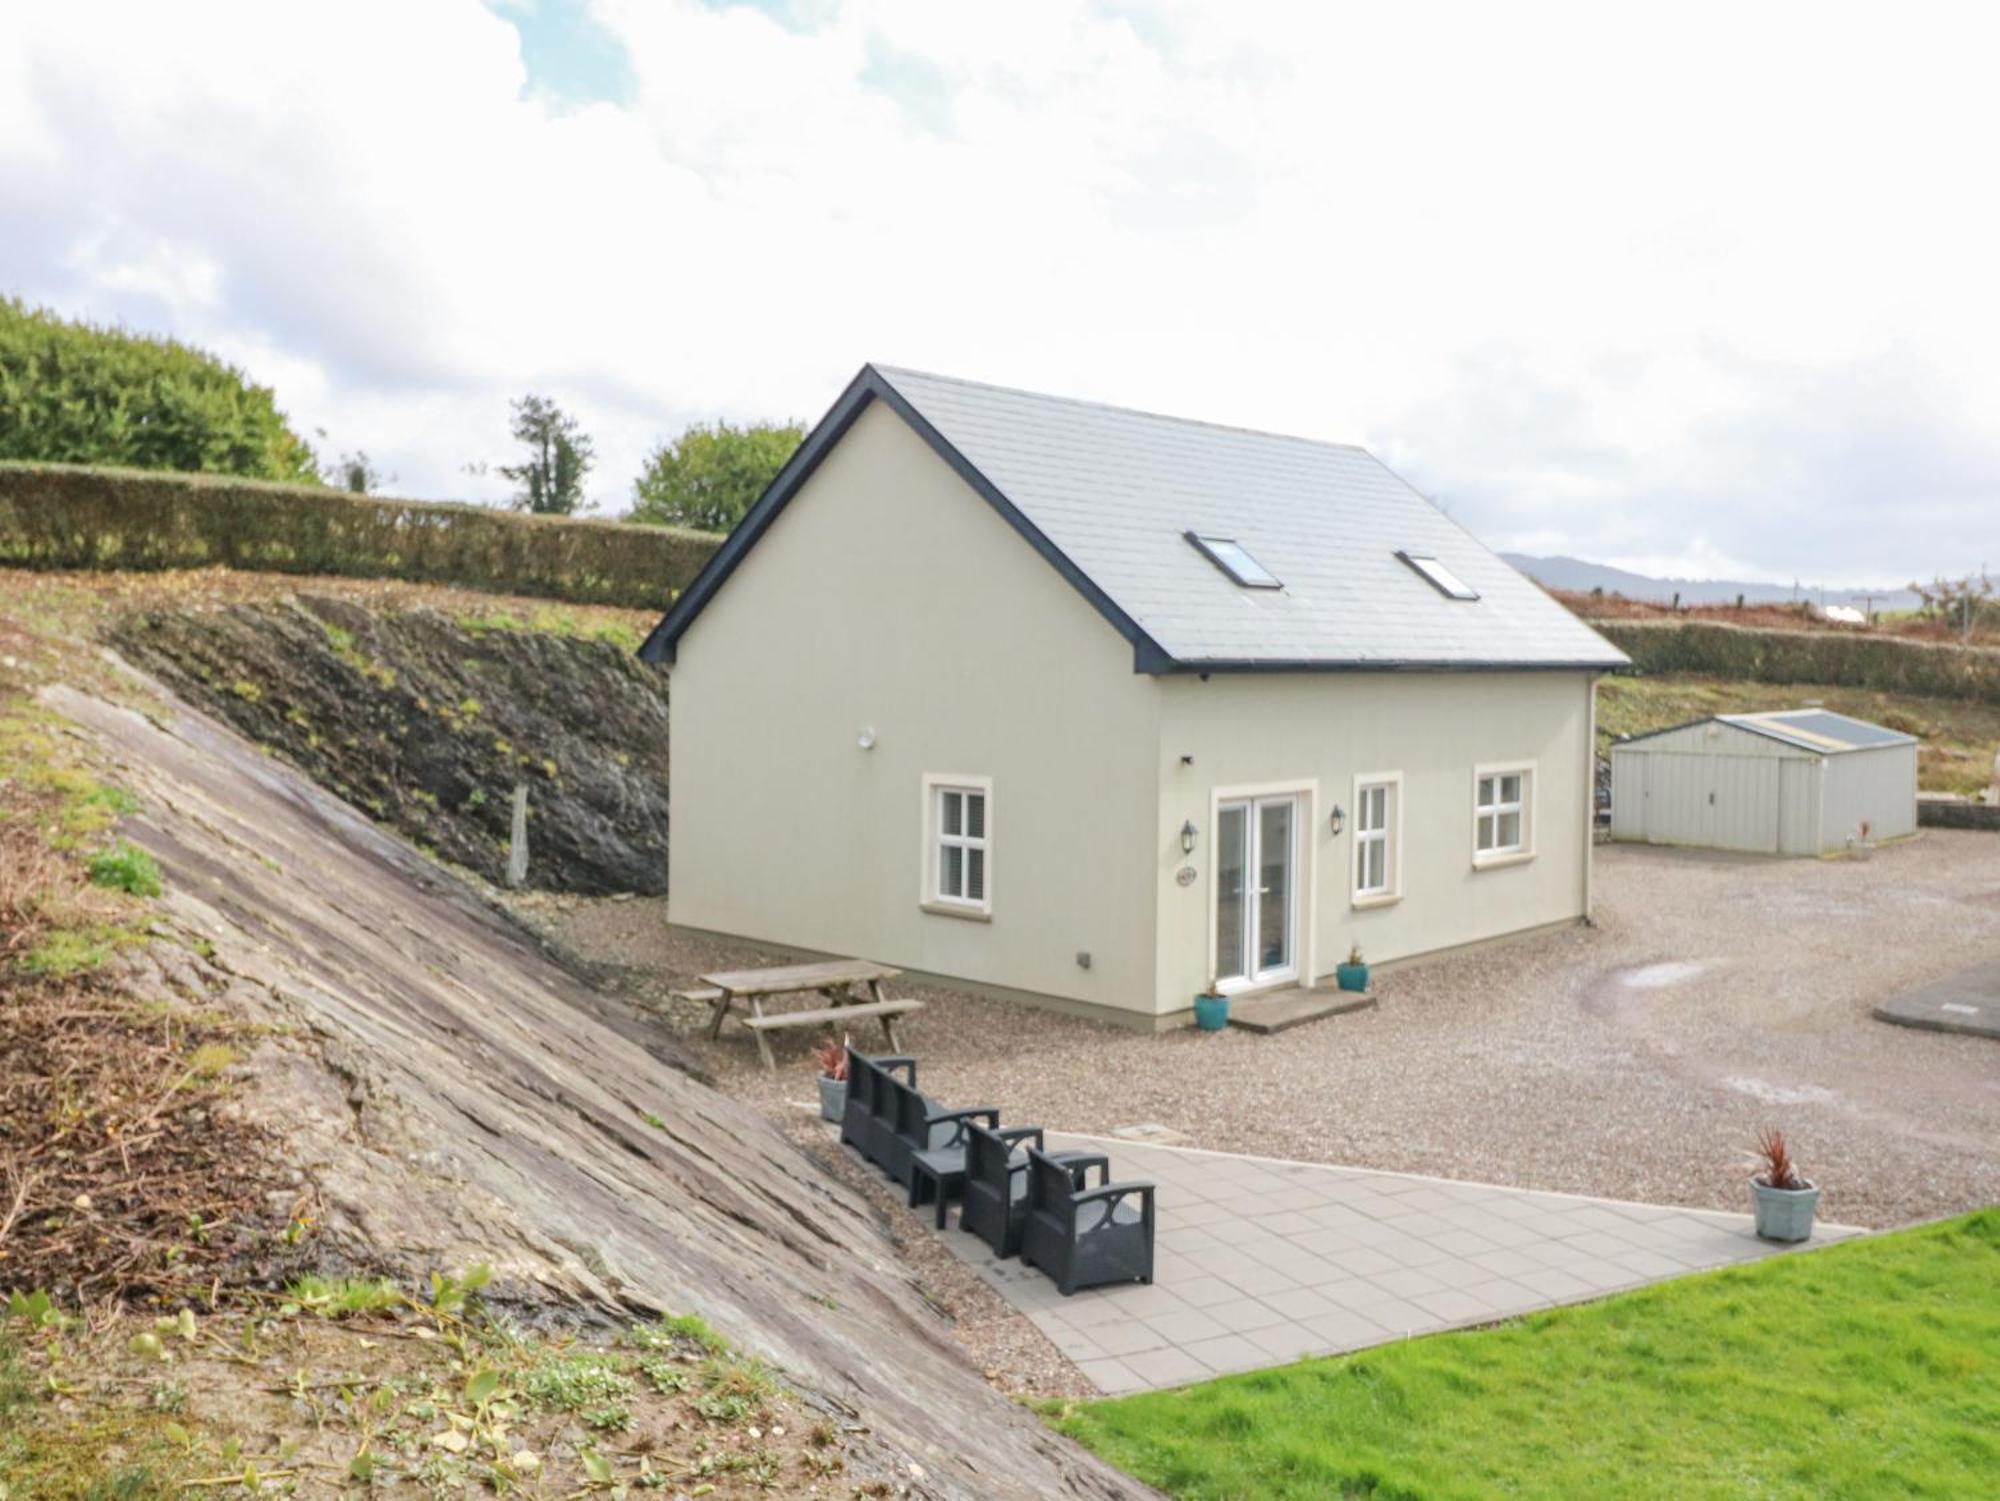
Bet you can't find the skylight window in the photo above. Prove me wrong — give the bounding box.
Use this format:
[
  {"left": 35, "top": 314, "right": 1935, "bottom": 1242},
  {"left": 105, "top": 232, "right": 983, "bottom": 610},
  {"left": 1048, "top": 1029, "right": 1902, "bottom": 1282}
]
[
  {"left": 1187, "top": 533, "right": 1281, "bottom": 589},
  {"left": 1398, "top": 551, "right": 1479, "bottom": 600}
]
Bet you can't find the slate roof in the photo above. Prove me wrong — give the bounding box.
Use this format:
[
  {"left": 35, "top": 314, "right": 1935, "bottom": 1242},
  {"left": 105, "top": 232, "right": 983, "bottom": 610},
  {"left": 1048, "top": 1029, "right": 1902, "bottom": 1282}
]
[{"left": 640, "top": 364, "right": 1629, "bottom": 673}]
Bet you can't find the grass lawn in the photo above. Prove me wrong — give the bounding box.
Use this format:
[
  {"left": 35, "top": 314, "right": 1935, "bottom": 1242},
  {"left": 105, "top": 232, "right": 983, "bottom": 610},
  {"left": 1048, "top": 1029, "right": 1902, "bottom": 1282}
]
[
  {"left": 1055, "top": 1209, "right": 1999, "bottom": 1500},
  {"left": 1595, "top": 673, "right": 2000, "bottom": 797}
]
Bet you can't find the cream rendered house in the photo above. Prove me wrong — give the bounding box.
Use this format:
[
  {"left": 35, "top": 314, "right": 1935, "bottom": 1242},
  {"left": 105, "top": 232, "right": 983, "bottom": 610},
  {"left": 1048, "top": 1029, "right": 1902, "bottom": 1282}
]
[{"left": 640, "top": 366, "right": 1628, "bottom": 1029}]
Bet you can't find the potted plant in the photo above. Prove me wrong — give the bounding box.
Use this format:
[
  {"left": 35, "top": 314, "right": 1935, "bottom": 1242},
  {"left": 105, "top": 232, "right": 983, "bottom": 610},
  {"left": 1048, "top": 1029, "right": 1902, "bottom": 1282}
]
[
  {"left": 1336, "top": 943, "right": 1370, "bottom": 993},
  {"left": 812, "top": 1036, "right": 849, "bottom": 1122},
  {"left": 1848, "top": 818, "right": 1875, "bottom": 861},
  {"left": 1749, "top": 1126, "right": 1820, "bottom": 1242},
  {"left": 1193, "top": 976, "right": 1229, "bottom": 1031}
]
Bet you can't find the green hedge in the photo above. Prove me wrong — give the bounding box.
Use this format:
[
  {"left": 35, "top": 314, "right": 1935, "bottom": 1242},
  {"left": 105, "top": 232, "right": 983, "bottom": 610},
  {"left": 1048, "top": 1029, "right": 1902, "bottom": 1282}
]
[
  {"left": 1598, "top": 620, "right": 2000, "bottom": 706},
  {"left": 0, "top": 461, "right": 721, "bottom": 610}
]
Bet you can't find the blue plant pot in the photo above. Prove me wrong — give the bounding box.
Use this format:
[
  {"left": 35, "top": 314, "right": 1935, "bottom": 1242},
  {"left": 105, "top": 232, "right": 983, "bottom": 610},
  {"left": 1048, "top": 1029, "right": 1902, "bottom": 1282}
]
[
  {"left": 1194, "top": 993, "right": 1230, "bottom": 1031},
  {"left": 1336, "top": 963, "right": 1369, "bottom": 993}
]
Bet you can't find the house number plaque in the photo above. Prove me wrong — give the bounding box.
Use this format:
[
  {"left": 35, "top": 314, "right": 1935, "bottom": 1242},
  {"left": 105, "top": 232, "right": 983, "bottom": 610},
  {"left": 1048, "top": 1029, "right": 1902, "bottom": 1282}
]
[{"left": 1175, "top": 865, "right": 1197, "bottom": 886}]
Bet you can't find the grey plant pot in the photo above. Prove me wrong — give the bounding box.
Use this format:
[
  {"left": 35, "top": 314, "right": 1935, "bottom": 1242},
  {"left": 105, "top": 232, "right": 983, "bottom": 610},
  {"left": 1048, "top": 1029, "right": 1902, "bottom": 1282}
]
[
  {"left": 817, "top": 1075, "right": 847, "bottom": 1123},
  {"left": 1751, "top": 1177, "right": 1820, "bottom": 1242}
]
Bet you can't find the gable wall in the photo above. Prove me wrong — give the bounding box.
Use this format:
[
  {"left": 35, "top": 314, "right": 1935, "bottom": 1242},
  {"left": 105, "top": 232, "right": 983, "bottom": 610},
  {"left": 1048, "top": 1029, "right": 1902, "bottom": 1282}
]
[
  {"left": 1152, "top": 670, "right": 1596, "bottom": 1014},
  {"left": 667, "top": 398, "right": 1163, "bottom": 1016}
]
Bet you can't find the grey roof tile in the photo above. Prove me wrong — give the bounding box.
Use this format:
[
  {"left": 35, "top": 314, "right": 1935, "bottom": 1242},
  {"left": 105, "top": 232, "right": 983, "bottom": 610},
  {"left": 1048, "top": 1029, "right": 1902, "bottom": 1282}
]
[{"left": 875, "top": 365, "right": 1627, "bottom": 670}]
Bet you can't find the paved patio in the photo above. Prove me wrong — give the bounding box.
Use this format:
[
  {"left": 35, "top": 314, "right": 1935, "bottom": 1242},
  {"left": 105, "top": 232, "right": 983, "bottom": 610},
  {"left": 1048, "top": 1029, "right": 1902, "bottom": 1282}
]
[{"left": 939, "top": 1133, "right": 1865, "bottom": 1395}]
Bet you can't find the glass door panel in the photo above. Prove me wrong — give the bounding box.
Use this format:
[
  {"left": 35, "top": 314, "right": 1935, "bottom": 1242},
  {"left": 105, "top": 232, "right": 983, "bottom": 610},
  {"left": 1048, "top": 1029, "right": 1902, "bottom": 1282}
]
[
  {"left": 1255, "top": 797, "right": 1294, "bottom": 978},
  {"left": 1214, "top": 802, "right": 1249, "bottom": 984}
]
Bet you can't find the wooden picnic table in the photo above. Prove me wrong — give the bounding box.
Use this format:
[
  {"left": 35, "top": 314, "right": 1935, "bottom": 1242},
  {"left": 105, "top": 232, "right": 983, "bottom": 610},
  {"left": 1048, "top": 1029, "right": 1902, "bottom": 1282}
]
[{"left": 690, "top": 958, "right": 922, "bottom": 1070}]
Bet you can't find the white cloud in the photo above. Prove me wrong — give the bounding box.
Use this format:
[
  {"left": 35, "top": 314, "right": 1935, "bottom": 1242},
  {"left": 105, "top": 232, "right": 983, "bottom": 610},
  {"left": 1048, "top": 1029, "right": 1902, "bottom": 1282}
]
[{"left": 3, "top": 0, "right": 1995, "bottom": 581}]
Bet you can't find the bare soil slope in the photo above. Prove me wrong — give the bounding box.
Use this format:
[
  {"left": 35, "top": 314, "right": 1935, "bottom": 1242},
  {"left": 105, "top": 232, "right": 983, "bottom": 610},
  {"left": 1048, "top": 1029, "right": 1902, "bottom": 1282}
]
[{"left": 46, "top": 674, "right": 1146, "bottom": 1501}]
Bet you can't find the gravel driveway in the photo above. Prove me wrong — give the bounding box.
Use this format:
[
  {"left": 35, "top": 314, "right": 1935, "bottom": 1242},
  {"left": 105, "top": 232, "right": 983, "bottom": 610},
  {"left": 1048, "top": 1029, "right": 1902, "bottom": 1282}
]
[{"left": 528, "top": 831, "right": 2000, "bottom": 1233}]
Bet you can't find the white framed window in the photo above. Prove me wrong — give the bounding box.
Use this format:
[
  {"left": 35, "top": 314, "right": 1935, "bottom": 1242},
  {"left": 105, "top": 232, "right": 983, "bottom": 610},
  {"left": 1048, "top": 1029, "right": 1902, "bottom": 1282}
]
[
  {"left": 1352, "top": 772, "right": 1402, "bottom": 904},
  {"left": 1473, "top": 762, "right": 1534, "bottom": 864},
  {"left": 922, "top": 775, "right": 992, "bottom": 916}
]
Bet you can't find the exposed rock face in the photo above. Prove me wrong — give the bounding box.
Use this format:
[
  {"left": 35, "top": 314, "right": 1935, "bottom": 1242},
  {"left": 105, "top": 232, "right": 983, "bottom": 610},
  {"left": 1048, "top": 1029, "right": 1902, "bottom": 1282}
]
[
  {"left": 51, "top": 677, "right": 1152, "bottom": 1501},
  {"left": 107, "top": 597, "right": 669, "bottom": 895}
]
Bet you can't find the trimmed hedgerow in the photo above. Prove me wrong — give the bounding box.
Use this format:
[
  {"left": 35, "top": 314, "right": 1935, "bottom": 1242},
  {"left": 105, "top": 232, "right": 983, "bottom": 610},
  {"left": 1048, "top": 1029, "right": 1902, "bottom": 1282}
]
[
  {"left": 1599, "top": 620, "right": 2000, "bottom": 707},
  {"left": 0, "top": 462, "right": 720, "bottom": 610}
]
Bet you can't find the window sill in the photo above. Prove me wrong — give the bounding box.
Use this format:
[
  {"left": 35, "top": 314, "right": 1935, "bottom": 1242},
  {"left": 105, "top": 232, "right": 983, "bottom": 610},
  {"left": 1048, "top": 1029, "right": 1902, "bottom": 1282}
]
[
  {"left": 1351, "top": 891, "right": 1403, "bottom": 910},
  {"left": 1473, "top": 850, "right": 1535, "bottom": 871},
  {"left": 920, "top": 900, "right": 992, "bottom": 923}
]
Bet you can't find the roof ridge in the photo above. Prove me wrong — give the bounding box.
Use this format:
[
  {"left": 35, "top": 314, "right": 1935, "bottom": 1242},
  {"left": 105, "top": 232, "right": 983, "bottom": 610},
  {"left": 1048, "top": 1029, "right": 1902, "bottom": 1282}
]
[{"left": 869, "top": 363, "right": 1371, "bottom": 457}]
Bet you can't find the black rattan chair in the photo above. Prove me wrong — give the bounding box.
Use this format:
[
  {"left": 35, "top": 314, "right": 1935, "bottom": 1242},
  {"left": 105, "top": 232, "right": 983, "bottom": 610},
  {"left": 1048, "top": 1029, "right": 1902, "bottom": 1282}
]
[
  {"left": 961, "top": 1124, "right": 1093, "bottom": 1258},
  {"left": 841, "top": 1048, "right": 915, "bottom": 1170},
  {"left": 884, "top": 1075, "right": 997, "bottom": 1194},
  {"left": 1020, "top": 1147, "right": 1155, "bottom": 1296}
]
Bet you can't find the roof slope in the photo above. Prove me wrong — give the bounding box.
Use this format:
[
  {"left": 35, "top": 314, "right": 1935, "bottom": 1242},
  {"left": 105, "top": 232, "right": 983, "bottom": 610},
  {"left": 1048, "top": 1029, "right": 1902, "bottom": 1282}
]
[
  {"left": 1619, "top": 708, "right": 1919, "bottom": 755},
  {"left": 642, "top": 364, "right": 1628, "bottom": 672},
  {"left": 1720, "top": 709, "right": 1918, "bottom": 753}
]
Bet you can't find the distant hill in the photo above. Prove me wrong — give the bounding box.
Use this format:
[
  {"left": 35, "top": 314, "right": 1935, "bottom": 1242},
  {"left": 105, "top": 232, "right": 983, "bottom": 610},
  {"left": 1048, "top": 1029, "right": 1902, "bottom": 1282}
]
[{"left": 1501, "top": 554, "right": 1919, "bottom": 613}]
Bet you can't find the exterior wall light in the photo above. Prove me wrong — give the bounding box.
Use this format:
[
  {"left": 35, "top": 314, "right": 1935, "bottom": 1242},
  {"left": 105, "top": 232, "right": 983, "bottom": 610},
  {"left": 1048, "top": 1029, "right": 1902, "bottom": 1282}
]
[
  {"left": 1180, "top": 819, "right": 1198, "bottom": 855},
  {"left": 857, "top": 728, "right": 876, "bottom": 750},
  {"left": 1330, "top": 804, "right": 1345, "bottom": 836}
]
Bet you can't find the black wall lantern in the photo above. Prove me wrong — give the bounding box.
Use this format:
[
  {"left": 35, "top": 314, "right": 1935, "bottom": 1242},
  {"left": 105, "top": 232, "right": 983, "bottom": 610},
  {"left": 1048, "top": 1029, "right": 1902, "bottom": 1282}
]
[
  {"left": 1329, "top": 804, "right": 1345, "bottom": 836},
  {"left": 1180, "top": 819, "right": 1199, "bottom": 855}
]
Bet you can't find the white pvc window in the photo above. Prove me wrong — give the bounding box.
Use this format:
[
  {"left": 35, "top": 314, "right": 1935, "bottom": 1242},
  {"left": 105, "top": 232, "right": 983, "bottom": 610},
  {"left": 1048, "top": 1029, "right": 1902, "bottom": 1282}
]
[
  {"left": 933, "top": 785, "right": 989, "bottom": 909},
  {"left": 1399, "top": 551, "right": 1479, "bottom": 600},
  {"left": 1475, "top": 767, "right": 1530, "bottom": 860},
  {"left": 1354, "top": 777, "right": 1399, "bottom": 899}
]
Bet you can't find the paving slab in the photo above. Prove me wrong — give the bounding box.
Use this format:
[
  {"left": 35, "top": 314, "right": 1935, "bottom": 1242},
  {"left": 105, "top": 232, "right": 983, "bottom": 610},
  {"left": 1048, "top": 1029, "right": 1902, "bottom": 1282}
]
[
  {"left": 936, "top": 1133, "right": 1866, "bottom": 1394},
  {"left": 1873, "top": 962, "right": 2000, "bottom": 1039}
]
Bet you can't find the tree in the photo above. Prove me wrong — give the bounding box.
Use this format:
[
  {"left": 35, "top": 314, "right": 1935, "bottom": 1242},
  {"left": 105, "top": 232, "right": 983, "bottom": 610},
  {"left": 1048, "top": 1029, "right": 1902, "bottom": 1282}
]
[
  {"left": 316, "top": 435, "right": 391, "bottom": 494},
  {"left": 629, "top": 418, "right": 804, "bottom": 533},
  {"left": 0, "top": 295, "right": 319, "bottom": 481},
  {"left": 498, "top": 395, "right": 593, "bottom": 515},
  {"left": 1909, "top": 570, "right": 1994, "bottom": 641}
]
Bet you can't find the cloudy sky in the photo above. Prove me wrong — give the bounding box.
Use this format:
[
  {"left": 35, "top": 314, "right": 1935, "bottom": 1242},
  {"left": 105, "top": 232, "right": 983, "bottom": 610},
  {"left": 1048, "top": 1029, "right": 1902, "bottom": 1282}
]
[{"left": 5, "top": 1, "right": 1995, "bottom": 586}]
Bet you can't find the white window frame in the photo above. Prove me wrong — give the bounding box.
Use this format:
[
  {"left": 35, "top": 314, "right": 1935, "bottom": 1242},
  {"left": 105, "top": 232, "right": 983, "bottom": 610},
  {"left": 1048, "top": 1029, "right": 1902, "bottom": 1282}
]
[
  {"left": 920, "top": 773, "right": 992, "bottom": 919},
  {"left": 1351, "top": 771, "right": 1403, "bottom": 906},
  {"left": 1472, "top": 760, "right": 1535, "bottom": 867}
]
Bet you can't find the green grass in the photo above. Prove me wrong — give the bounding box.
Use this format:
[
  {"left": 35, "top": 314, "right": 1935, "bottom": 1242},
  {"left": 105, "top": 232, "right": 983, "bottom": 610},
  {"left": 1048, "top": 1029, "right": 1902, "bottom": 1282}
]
[
  {"left": 86, "top": 839, "right": 162, "bottom": 897},
  {"left": 1598, "top": 673, "right": 2000, "bottom": 796},
  {"left": 1056, "top": 1209, "right": 2000, "bottom": 1501}
]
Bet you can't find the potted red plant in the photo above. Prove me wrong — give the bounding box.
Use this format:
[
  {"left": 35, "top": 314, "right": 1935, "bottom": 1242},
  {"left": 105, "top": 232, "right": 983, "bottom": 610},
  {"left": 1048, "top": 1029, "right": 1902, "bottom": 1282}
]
[
  {"left": 812, "top": 1036, "right": 850, "bottom": 1122},
  {"left": 1749, "top": 1126, "right": 1819, "bottom": 1241}
]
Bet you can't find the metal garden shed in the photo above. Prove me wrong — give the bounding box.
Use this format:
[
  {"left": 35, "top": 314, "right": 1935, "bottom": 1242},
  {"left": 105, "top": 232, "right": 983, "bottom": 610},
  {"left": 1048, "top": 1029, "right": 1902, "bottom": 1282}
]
[{"left": 1609, "top": 709, "right": 1917, "bottom": 856}]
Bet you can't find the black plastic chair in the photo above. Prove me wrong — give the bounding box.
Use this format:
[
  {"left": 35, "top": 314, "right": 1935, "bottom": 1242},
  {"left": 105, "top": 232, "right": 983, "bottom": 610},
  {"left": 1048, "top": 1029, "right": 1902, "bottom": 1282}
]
[
  {"left": 961, "top": 1124, "right": 1093, "bottom": 1259},
  {"left": 884, "top": 1075, "right": 997, "bottom": 1193},
  {"left": 840, "top": 1048, "right": 915, "bottom": 1170},
  {"left": 1020, "top": 1147, "right": 1156, "bottom": 1296}
]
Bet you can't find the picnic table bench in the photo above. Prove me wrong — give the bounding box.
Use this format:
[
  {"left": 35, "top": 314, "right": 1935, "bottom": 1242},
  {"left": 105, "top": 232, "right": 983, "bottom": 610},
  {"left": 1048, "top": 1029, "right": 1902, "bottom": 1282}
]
[{"left": 679, "top": 959, "right": 921, "bottom": 1069}]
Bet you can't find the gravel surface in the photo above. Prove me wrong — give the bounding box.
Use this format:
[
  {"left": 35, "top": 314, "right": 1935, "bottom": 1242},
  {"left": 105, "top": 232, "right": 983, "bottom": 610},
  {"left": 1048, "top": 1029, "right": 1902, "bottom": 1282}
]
[{"left": 523, "top": 832, "right": 2000, "bottom": 1236}]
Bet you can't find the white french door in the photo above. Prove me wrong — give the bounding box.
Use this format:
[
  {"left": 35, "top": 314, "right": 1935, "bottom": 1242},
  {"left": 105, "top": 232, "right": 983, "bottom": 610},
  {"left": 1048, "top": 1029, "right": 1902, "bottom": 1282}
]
[{"left": 1214, "top": 793, "right": 1299, "bottom": 990}]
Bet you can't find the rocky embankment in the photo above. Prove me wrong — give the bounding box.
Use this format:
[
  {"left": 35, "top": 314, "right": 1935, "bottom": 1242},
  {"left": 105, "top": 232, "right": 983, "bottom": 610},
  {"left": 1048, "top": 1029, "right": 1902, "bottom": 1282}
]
[
  {"left": 109, "top": 596, "right": 669, "bottom": 894},
  {"left": 46, "top": 678, "right": 1149, "bottom": 1501}
]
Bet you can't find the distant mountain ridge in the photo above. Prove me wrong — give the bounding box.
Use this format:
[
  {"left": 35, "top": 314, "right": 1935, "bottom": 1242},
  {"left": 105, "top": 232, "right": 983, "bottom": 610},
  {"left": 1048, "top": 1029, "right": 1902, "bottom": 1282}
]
[{"left": 1501, "top": 554, "right": 1920, "bottom": 612}]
